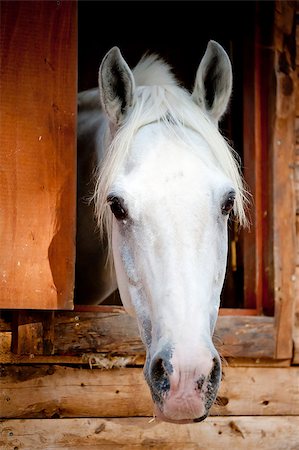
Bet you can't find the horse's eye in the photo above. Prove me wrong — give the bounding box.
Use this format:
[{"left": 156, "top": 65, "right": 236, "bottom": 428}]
[
  {"left": 222, "top": 194, "right": 235, "bottom": 215},
  {"left": 107, "top": 195, "right": 128, "bottom": 221}
]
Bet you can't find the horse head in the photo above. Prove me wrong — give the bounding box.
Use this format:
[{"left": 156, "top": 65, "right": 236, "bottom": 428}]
[{"left": 93, "top": 41, "right": 248, "bottom": 423}]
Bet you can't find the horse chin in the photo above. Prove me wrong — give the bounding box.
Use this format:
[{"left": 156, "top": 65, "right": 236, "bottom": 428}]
[{"left": 153, "top": 404, "right": 209, "bottom": 425}]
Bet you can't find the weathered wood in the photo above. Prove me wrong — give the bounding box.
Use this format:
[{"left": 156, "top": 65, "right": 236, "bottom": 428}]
[
  {"left": 0, "top": 1, "right": 77, "bottom": 309},
  {"left": 1, "top": 417, "right": 298, "bottom": 449},
  {"left": 242, "top": 3, "right": 265, "bottom": 312},
  {"left": 293, "top": 13, "right": 299, "bottom": 365},
  {"left": 0, "top": 312, "right": 12, "bottom": 331},
  {"left": 272, "top": 0, "right": 297, "bottom": 360},
  {"left": 0, "top": 306, "right": 288, "bottom": 363},
  {"left": 11, "top": 312, "right": 43, "bottom": 355},
  {"left": 225, "top": 357, "right": 291, "bottom": 368},
  {"left": 0, "top": 332, "right": 11, "bottom": 356},
  {"left": 11, "top": 311, "right": 55, "bottom": 355},
  {"left": 3, "top": 308, "right": 275, "bottom": 359},
  {"left": 53, "top": 309, "right": 276, "bottom": 359},
  {"left": 215, "top": 316, "right": 275, "bottom": 358},
  {"left": 293, "top": 265, "right": 299, "bottom": 364},
  {"left": 1, "top": 365, "right": 298, "bottom": 419},
  {"left": 54, "top": 309, "right": 144, "bottom": 356},
  {"left": 0, "top": 329, "right": 290, "bottom": 367},
  {"left": 0, "top": 353, "right": 291, "bottom": 368}
]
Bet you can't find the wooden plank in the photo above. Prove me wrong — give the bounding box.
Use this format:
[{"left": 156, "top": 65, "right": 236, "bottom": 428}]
[
  {"left": 53, "top": 310, "right": 275, "bottom": 359},
  {"left": 293, "top": 265, "right": 299, "bottom": 364},
  {"left": 224, "top": 357, "right": 291, "bottom": 368},
  {"left": 295, "top": 41, "right": 299, "bottom": 364},
  {"left": 219, "top": 309, "right": 258, "bottom": 316},
  {"left": 0, "top": 328, "right": 289, "bottom": 366},
  {"left": 0, "top": 353, "right": 144, "bottom": 366},
  {"left": 1, "top": 365, "right": 298, "bottom": 419},
  {"left": 273, "top": 2, "right": 297, "bottom": 359},
  {"left": 1, "top": 417, "right": 298, "bottom": 449},
  {"left": 54, "top": 309, "right": 145, "bottom": 356},
  {"left": 0, "top": 311, "right": 12, "bottom": 331},
  {"left": 0, "top": 1, "right": 77, "bottom": 309},
  {"left": 242, "top": 20, "right": 259, "bottom": 311},
  {"left": 0, "top": 352, "right": 290, "bottom": 368},
  {"left": 11, "top": 311, "right": 55, "bottom": 355},
  {"left": 0, "top": 332, "right": 11, "bottom": 356},
  {"left": 11, "top": 312, "right": 43, "bottom": 355},
  {"left": 242, "top": 2, "right": 278, "bottom": 316},
  {"left": 0, "top": 308, "right": 276, "bottom": 360},
  {"left": 296, "top": 164, "right": 299, "bottom": 215}
]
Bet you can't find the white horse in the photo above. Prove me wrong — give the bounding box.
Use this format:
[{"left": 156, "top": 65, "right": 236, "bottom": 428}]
[{"left": 77, "top": 41, "right": 248, "bottom": 423}]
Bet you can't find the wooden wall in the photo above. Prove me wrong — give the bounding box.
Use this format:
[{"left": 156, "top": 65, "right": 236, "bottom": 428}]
[
  {"left": 294, "top": 1, "right": 299, "bottom": 365},
  {"left": 0, "top": 2, "right": 299, "bottom": 449},
  {"left": 0, "top": 361, "right": 298, "bottom": 449},
  {"left": 0, "top": 1, "right": 77, "bottom": 309},
  {"left": 1, "top": 305, "right": 298, "bottom": 449}
]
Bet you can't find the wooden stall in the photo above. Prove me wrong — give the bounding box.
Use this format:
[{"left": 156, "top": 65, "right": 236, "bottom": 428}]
[{"left": 1, "top": 1, "right": 299, "bottom": 448}]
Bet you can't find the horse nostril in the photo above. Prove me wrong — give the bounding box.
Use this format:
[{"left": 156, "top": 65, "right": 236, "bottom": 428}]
[
  {"left": 197, "top": 356, "right": 221, "bottom": 392},
  {"left": 209, "top": 356, "right": 221, "bottom": 385},
  {"left": 197, "top": 375, "right": 205, "bottom": 391},
  {"left": 150, "top": 356, "right": 171, "bottom": 394}
]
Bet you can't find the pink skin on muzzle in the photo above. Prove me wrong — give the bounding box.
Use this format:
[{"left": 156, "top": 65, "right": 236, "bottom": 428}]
[{"left": 149, "top": 349, "right": 220, "bottom": 423}]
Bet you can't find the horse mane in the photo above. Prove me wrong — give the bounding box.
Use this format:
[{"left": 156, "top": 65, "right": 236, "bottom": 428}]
[
  {"left": 93, "top": 53, "right": 250, "bottom": 264},
  {"left": 132, "top": 53, "right": 178, "bottom": 86}
]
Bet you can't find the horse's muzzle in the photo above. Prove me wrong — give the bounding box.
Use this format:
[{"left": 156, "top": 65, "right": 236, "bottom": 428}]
[{"left": 146, "top": 350, "right": 221, "bottom": 423}]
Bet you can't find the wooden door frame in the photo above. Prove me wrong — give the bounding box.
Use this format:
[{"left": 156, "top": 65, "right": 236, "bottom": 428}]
[{"left": 1, "top": 1, "right": 297, "bottom": 364}]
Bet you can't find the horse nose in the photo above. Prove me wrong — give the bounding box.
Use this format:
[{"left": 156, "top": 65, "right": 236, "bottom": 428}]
[
  {"left": 209, "top": 356, "right": 221, "bottom": 384},
  {"left": 149, "top": 353, "right": 221, "bottom": 395},
  {"left": 197, "top": 356, "right": 221, "bottom": 390},
  {"left": 149, "top": 353, "right": 171, "bottom": 396},
  {"left": 197, "top": 356, "right": 221, "bottom": 411},
  {"left": 147, "top": 351, "right": 222, "bottom": 422}
]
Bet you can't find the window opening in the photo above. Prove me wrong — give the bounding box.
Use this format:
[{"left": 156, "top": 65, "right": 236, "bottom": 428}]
[{"left": 76, "top": 1, "right": 272, "bottom": 316}]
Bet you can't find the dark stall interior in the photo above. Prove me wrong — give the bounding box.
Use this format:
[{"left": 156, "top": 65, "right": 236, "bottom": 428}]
[{"left": 76, "top": 1, "right": 257, "bottom": 308}]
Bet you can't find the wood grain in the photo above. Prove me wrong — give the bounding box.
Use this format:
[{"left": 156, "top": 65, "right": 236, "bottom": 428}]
[
  {"left": 53, "top": 310, "right": 276, "bottom": 359},
  {"left": 1, "top": 365, "right": 298, "bottom": 419},
  {"left": 0, "top": 1, "right": 77, "bottom": 309},
  {"left": 1, "top": 417, "right": 298, "bottom": 449},
  {"left": 2, "top": 308, "right": 276, "bottom": 359},
  {"left": 293, "top": 11, "right": 299, "bottom": 365},
  {"left": 273, "top": 1, "right": 297, "bottom": 359},
  {"left": 293, "top": 265, "right": 299, "bottom": 364}
]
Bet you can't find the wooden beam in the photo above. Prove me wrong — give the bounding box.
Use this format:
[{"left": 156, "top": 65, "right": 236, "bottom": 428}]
[
  {"left": 0, "top": 0, "right": 77, "bottom": 309},
  {"left": 1, "top": 365, "right": 298, "bottom": 419},
  {"left": 0, "top": 312, "right": 12, "bottom": 331},
  {"left": 54, "top": 310, "right": 276, "bottom": 358},
  {"left": 6, "top": 308, "right": 276, "bottom": 359},
  {"left": 273, "top": 1, "right": 297, "bottom": 359},
  {"left": 293, "top": 266, "right": 299, "bottom": 364},
  {"left": 11, "top": 311, "right": 55, "bottom": 355},
  {"left": 1, "top": 417, "right": 298, "bottom": 449}
]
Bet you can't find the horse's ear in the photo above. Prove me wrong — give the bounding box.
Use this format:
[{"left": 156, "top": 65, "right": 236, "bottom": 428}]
[
  {"left": 192, "top": 40, "right": 232, "bottom": 125},
  {"left": 98, "top": 47, "right": 135, "bottom": 126}
]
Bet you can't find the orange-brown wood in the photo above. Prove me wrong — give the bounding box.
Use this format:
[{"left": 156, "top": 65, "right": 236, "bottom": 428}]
[
  {"left": 242, "top": 12, "right": 259, "bottom": 311},
  {"left": 6, "top": 308, "right": 275, "bottom": 359},
  {"left": 273, "top": 1, "right": 297, "bottom": 359},
  {"left": 242, "top": 2, "right": 276, "bottom": 314},
  {"left": 0, "top": 1, "right": 77, "bottom": 309},
  {"left": 1, "top": 417, "right": 299, "bottom": 449},
  {"left": 1, "top": 365, "right": 298, "bottom": 419},
  {"left": 253, "top": 14, "right": 264, "bottom": 316},
  {"left": 219, "top": 308, "right": 258, "bottom": 316}
]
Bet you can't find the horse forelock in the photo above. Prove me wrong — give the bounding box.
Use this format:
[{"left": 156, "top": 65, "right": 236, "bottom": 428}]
[
  {"left": 93, "top": 57, "right": 250, "bottom": 268},
  {"left": 133, "top": 54, "right": 178, "bottom": 87}
]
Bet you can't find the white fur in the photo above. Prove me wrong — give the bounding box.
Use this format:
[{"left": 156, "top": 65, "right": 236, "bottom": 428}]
[{"left": 90, "top": 42, "right": 250, "bottom": 422}]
